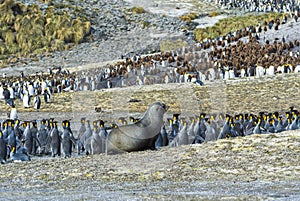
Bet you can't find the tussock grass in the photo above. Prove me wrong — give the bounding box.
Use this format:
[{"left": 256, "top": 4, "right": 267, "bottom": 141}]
[
  {"left": 208, "top": 11, "right": 221, "bottom": 17},
  {"left": 194, "top": 12, "right": 287, "bottom": 42},
  {"left": 179, "top": 12, "right": 198, "bottom": 23},
  {"left": 127, "top": 6, "right": 146, "bottom": 14},
  {"left": 0, "top": 0, "right": 91, "bottom": 59}
]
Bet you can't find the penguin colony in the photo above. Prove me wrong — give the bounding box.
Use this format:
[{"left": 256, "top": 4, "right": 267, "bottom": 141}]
[
  {"left": 1, "top": 103, "right": 300, "bottom": 163},
  {"left": 212, "top": 0, "right": 300, "bottom": 14},
  {"left": 1, "top": 2, "right": 300, "bottom": 162},
  {"left": 1, "top": 13, "right": 300, "bottom": 99}
]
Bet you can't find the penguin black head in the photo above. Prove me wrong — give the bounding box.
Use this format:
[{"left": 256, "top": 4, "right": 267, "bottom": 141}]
[
  {"left": 273, "top": 112, "right": 279, "bottom": 118},
  {"left": 65, "top": 120, "right": 70, "bottom": 128},
  {"left": 258, "top": 111, "right": 264, "bottom": 117},
  {"left": 93, "top": 120, "right": 98, "bottom": 126},
  {"left": 110, "top": 123, "right": 118, "bottom": 129},
  {"left": 6, "top": 120, "right": 12, "bottom": 126},
  {"left": 173, "top": 113, "right": 180, "bottom": 121},
  {"left": 41, "top": 119, "right": 47, "bottom": 125},
  {"left": 32, "top": 120, "right": 37, "bottom": 127},
  {"left": 292, "top": 110, "right": 299, "bottom": 115},
  {"left": 126, "top": 116, "right": 131, "bottom": 123},
  {"left": 118, "top": 117, "right": 125, "bottom": 123},
  {"left": 268, "top": 118, "right": 274, "bottom": 124},
  {"left": 225, "top": 114, "right": 231, "bottom": 119},
  {"left": 62, "top": 120, "right": 67, "bottom": 128},
  {"left": 99, "top": 120, "right": 105, "bottom": 128},
  {"left": 80, "top": 118, "right": 86, "bottom": 123}
]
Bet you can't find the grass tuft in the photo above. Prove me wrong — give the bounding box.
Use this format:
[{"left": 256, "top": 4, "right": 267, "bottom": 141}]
[
  {"left": 194, "top": 12, "right": 287, "bottom": 42},
  {"left": 179, "top": 12, "right": 198, "bottom": 23},
  {"left": 127, "top": 6, "right": 146, "bottom": 14},
  {"left": 0, "top": 0, "right": 92, "bottom": 61}
]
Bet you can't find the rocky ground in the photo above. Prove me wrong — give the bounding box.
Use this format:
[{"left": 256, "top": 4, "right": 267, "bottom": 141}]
[
  {"left": 0, "top": 0, "right": 233, "bottom": 76},
  {"left": 1, "top": 0, "right": 300, "bottom": 200}
]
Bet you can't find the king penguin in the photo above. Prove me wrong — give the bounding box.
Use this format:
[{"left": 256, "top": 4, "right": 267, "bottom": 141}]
[
  {"left": 0, "top": 131, "right": 8, "bottom": 164},
  {"left": 91, "top": 121, "right": 106, "bottom": 154},
  {"left": 23, "top": 93, "right": 30, "bottom": 108},
  {"left": 49, "top": 121, "right": 61, "bottom": 157},
  {"left": 33, "top": 94, "right": 41, "bottom": 110},
  {"left": 43, "top": 88, "right": 51, "bottom": 103},
  {"left": 61, "top": 120, "right": 76, "bottom": 158}
]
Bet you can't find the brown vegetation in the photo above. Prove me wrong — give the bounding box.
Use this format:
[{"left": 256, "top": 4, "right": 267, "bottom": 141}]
[
  {"left": 0, "top": 0, "right": 91, "bottom": 61},
  {"left": 194, "top": 12, "right": 288, "bottom": 41}
]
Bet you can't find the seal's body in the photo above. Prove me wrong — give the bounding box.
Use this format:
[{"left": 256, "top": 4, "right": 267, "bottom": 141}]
[{"left": 106, "top": 102, "right": 168, "bottom": 154}]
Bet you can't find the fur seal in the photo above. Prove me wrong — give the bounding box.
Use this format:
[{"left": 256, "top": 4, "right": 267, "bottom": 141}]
[{"left": 106, "top": 102, "right": 168, "bottom": 154}]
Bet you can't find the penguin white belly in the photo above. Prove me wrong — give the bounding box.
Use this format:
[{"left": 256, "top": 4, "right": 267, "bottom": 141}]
[{"left": 23, "top": 95, "right": 30, "bottom": 108}]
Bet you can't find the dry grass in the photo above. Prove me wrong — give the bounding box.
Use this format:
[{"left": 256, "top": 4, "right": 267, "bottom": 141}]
[
  {"left": 194, "top": 12, "right": 287, "bottom": 41},
  {"left": 179, "top": 12, "right": 198, "bottom": 23},
  {"left": 127, "top": 6, "right": 147, "bottom": 14},
  {"left": 0, "top": 0, "right": 91, "bottom": 60},
  {"left": 2, "top": 72, "right": 299, "bottom": 121}
]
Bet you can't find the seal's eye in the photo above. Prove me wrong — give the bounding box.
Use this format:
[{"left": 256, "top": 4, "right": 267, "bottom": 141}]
[{"left": 162, "top": 103, "right": 169, "bottom": 111}]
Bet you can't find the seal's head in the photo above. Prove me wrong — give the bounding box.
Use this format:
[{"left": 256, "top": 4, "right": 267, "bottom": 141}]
[
  {"left": 158, "top": 102, "right": 169, "bottom": 112},
  {"left": 148, "top": 102, "right": 169, "bottom": 117}
]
